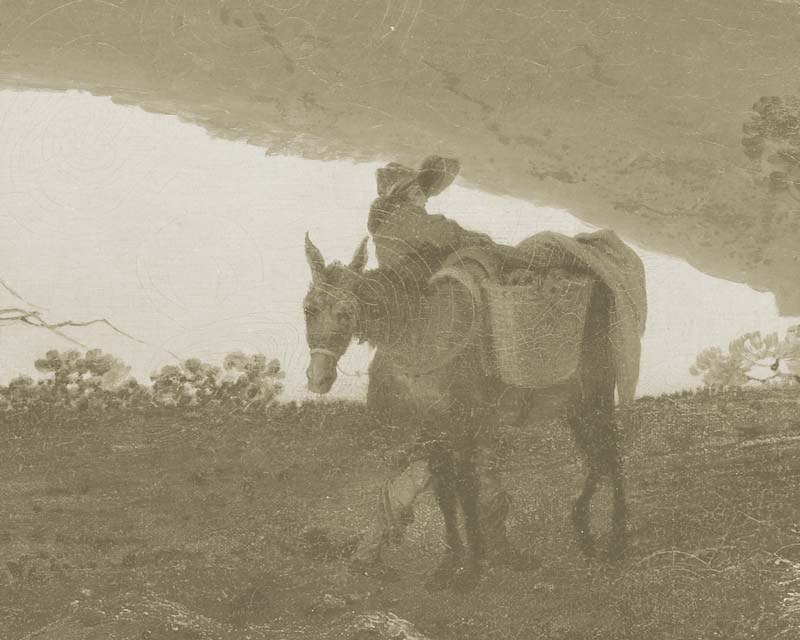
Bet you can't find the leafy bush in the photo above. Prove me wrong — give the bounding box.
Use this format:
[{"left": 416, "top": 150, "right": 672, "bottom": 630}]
[
  {"left": 149, "top": 352, "right": 284, "bottom": 411},
  {"left": 220, "top": 352, "right": 285, "bottom": 411},
  {"left": 30, "top": 348, "right": 135, "bottom": 410},
  {"left": 150, "top": 359, "right": 221, "bottom": 408},
  {"left": 691, "top": 326, "right": 800, "bottom": 389},
  {"left": 0, "top": 349, "right": 285, "bottom": 414}
]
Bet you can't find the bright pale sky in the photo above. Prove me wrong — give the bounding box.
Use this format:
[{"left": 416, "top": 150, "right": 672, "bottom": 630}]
[{"left": 0, "top": 90, "right": 797, "bottom": 400}]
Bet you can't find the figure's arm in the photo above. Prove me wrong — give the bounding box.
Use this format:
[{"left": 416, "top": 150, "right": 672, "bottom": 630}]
[
  {"left": 495, "top": 241, "right": 587, "bottom": 273},
  {"left": 410, "top": 213, "right": 495, "bottom": 254},
  {"left": 420, "top": 215, "right": 587, "bottom": 273}
]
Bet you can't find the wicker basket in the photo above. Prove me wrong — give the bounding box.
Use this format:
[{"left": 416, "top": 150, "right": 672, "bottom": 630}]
[{"left": 483, "top": 272, "right": 593, "bottom": 388}]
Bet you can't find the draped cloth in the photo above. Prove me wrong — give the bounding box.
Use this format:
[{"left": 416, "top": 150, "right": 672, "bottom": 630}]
[{"left": 514, "top": 229, "right": 647, "bottom": 406}]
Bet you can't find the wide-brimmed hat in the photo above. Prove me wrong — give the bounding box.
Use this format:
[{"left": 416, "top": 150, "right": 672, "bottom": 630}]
[
  {"left": 375, "top": 156, "right": 461, "bottom": 199},
  {"left": 416, "top": 156, "right": 460, "bottom": 197}
]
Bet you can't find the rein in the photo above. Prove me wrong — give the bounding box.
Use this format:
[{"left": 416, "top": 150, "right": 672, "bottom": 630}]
[{"left": 307, "top": 257, "right": 487, "bottom": 379}]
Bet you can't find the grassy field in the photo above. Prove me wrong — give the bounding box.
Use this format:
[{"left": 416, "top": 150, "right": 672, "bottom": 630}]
[{"left": 2, "top": 388, "right": 800, "bottom": 639}]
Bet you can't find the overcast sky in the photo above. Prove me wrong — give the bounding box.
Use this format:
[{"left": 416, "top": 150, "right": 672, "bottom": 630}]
[{"left": 0, "top": 89, "right": 797, "bottom": 400}]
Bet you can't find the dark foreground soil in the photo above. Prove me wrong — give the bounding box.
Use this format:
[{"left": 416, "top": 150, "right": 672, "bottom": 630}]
[{"left": 2, "top": 389, "right": 800, "bottom": 639}]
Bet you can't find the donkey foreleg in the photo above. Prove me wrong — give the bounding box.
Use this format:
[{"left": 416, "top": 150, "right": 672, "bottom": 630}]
[
  {"left": 452, "top": 451, "right": 484, "bottom": 593},
  {"left": 426, "top": 462, "right": 464, "bottom": 591}
]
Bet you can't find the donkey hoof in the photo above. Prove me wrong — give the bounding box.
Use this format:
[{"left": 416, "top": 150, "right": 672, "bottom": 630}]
[
  {"left": 425, "top": 556, "right": 459, "bottom": 592},
  {"left": 452, "top": 562, "right": 481, "bottom": 594},
  {"left": 425, "top": 567, "right": 456, "bottom": 592},
  {"left": 488, "top": 548, "right": 541, "bottom": 572},
  {"left": 608, "top": 537, "right": 627, "bottom": 563},
  {"left": 576, "top": 535, "right": 597, "bottom": 560},
  {"left": 349, "top": 558, "right": 401, "bottom": 582}
]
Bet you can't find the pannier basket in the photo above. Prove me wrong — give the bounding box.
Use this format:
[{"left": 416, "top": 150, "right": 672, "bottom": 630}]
[{"left": 483, "top": 271, "right": 593, "bottom": 388}]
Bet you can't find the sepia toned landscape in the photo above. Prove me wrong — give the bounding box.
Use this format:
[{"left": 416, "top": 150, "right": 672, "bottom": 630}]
[{"left": 1, "top": 2, "right": 800, "bottom": 639}]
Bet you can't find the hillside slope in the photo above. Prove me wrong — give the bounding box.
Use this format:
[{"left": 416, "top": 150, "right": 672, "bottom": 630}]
[{"left": 1, "top": 390, "right": 800, "bottom": 638}]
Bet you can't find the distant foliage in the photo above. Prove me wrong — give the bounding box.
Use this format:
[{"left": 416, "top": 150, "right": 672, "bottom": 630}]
[
  {"left": 691, "top": 326, "right": 800, "bottom": 389},
  {"left": 742, "top": 96, "right": 800, "bottom": 160},
  {"left": 0, "top": 349, "right": 284, "bottom": 413},
  {"left": 150, "top": 359, "right": 222, "bottom": 408},
  {"left": 742, "top": 95, "right": 800, "bottom": 196},
  {"left": 220, "top": 352, "right": 285, "bottom": 411},
  {"left": 149, "top": 352, "right": 284, "bottom": 410}
]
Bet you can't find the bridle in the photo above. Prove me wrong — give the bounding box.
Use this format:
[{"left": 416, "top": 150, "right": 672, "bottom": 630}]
[
  {"left": 307, "top": 259, "right": 485, "bottom": 378},
  {"left": 309, "top": 347, "right": 343, "bottom": 362}
]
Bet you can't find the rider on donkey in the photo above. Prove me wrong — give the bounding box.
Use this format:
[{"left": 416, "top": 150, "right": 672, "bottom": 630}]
[{"left": 349, "top": 155, "right": 581, "bottom": 579}]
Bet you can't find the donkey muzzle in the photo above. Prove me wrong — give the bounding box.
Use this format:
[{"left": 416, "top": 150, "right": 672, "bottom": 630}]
[{"left": 307, "top": 348, "right": 339, "bottom": 394}]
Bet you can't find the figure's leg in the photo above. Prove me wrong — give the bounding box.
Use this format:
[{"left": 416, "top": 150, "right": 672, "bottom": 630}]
[{"left": 350, "top": 459, "right": 431, "bottom": 579}]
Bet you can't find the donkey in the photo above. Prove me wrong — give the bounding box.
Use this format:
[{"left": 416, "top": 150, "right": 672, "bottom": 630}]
[{"left": 302, "top": 234, "right": 627, "bottom": 591}]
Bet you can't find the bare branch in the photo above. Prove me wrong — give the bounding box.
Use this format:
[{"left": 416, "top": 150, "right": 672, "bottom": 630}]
[
  {"left": 1, "top": 303, "right": 182, "bottom": 362},
  {"left": 18, "top": 315, "right": 88, "bottom": 348},
  {"left": 0, "top": 278, "right": 45, "bottom": 310},
  {"left": 0, "top": 308, "right": 41, "bottom": 317}
]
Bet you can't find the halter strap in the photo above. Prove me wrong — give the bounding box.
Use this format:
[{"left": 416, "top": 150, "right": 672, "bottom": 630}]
[{"left": 310, "top": 347, "right": 342, "bottom": 361}]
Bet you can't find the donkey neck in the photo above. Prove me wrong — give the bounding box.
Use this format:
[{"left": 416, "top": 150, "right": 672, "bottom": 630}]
[{"left": 353, "top": 253, "right": 441, "bottom": 349}]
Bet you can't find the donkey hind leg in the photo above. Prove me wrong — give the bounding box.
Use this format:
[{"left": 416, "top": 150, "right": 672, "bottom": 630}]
[
  {"left": 607, "top": 424, "right": 627, "bottom": 561},
  {"left": 590, "top": 363, "right": 627, "bottom": 561},
  {"left": 571, "top": 285, "right": 627, "bottom": 561},
  {"left": 426, "top": 460, "right": 464, "bottom": 591},
  {"left": 570, "top": 434, "right": 601, "bottom": 559},
  {"left": 569, "top": 374, "right": 626, "bottom": 560}
]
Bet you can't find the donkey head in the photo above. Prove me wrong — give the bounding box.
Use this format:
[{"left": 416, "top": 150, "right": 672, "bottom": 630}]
[{"left": 303, "top": 234, "right": 369, "bottom": 394}]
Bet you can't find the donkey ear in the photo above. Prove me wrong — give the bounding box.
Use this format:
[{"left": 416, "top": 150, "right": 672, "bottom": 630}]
[
  {"left": 348, "top": 236, "right": 369, "bottom": 273},
  {"left": 416, "top": 156, "right": 460, "bottom": 197},
  {"left": 304, "top": 233, "right": 325, "bottom": 281}
]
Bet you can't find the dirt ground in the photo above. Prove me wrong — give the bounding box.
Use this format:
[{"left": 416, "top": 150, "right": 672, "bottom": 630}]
[{"left": 2, "top": 390, "right": 800, "bottom": 639}]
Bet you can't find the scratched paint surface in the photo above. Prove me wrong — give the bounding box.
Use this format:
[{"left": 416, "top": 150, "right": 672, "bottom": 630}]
[
  {"left": 0, "top": 1, "right": 798, "bottom": 311},
  {"left": 0, "top": 5, "right": 799, "bottom": 639}
]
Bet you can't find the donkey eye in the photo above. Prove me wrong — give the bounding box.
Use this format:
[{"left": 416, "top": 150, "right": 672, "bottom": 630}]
[{"left": 336, "top": 309, "right": 352, "bottom": 322}]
